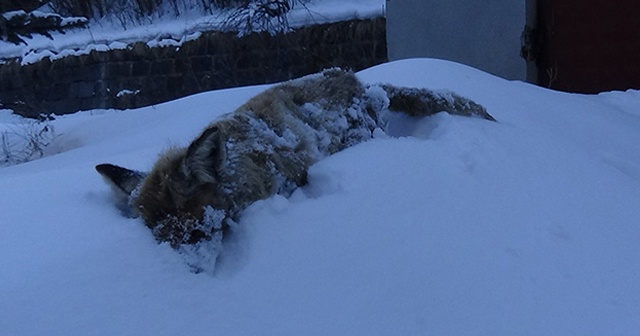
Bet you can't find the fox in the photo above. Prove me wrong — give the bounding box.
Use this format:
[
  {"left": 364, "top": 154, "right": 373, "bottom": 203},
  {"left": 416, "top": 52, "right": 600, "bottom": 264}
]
[{"left": 96, "top": 68, "right": 494, "bottom": 268}]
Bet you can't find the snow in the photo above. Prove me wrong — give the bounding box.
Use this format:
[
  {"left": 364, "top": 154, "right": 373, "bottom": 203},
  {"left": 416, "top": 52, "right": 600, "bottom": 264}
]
[
  {"left": 115, "top": 89, "right": 141, "bottom": 98},
  {"left": 0, "top": 0, "right": 385, "bottom": 64},
  {"left": 2, "top": 58, "right": 640, "bottom": 335}
]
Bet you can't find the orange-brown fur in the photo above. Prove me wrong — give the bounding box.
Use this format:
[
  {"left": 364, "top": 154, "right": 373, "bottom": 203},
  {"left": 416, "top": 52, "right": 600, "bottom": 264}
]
[{"left": 97, "top": 69, "right": 494, "bottom": 250}]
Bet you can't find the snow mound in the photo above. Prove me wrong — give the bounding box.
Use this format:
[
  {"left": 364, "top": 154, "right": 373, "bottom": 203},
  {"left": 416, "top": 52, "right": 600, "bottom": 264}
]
[{"left": 1, "top": 59, "right": 640, "bottom": 335}]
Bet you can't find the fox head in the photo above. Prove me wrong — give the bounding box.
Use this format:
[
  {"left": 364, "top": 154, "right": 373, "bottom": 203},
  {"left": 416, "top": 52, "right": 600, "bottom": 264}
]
[{"left": 96, "top": 126, "right": 230, "bottom": 247}]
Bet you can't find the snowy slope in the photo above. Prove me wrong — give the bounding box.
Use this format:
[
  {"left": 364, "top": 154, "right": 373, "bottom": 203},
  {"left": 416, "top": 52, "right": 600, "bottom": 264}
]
[{"left": 2, "top": 59, "right": 640, "bottom": 335}]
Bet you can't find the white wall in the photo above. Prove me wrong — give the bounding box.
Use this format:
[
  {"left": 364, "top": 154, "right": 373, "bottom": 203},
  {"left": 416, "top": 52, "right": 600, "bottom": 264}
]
[{"left": 386, "top": 0, "right": 527, "bottom": 80}]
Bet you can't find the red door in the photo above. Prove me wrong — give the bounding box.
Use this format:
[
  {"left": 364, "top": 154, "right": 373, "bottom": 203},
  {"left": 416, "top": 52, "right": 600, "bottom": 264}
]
[{"left": 534, "top": 0, "right": 640, "bottom": 93}]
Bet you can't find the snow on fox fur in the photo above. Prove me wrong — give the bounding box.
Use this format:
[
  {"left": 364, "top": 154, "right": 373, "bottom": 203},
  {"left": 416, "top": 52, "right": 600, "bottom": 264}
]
[{"left": 96, "top": 68, "right": 494, "bottom": 270}]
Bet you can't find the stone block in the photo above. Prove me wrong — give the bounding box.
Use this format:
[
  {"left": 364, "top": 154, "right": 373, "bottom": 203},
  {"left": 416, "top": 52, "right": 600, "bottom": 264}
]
[
  {"left": 70, "top": 81, "right": 97, "bottom": 99},
  {"left": 150, "top": 59, "right": 175, "bottom": 75},
  {"left": 179, "top": 38, "right": 208, "bottom": 57},
  {"left": 188, "top": 56, "right": 213, "bottom": 73},
  {"left": 41, "top": 83, "right": 70, "bottom": 102},
  {"left": 130, "top": 42, "right": 151, "bottom": 59},
  {"left": 0, "top": 70, "right": 21, "bottom": 91},
  {"left": 131, "top": 61, "right": 150, "bottom": 77},
  {"left": 105, "top": 62, "right": 132, "bottom": 80}
]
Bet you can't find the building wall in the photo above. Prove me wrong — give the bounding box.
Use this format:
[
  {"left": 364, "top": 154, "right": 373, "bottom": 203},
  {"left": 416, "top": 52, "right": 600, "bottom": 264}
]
[
  {"left": 386, "top": 0, "right": 526, "bottom": 80},
  {"left": 533, "top": 0, "right": 640, "bottom": 93}
]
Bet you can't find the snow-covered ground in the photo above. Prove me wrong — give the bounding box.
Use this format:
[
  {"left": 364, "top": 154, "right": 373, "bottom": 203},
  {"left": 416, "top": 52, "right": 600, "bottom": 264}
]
[
  {"left": 2, "top": 58, "right": 640, "bottom": 335},
  {"left": 0, "top": 0, "right": 385, "bottom": 64}
]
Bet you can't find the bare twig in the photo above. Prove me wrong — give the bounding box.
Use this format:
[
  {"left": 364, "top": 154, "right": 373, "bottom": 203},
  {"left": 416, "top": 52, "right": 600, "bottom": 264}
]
[{"left": 1, "top": 119, "right": 57, "bottom": 166}]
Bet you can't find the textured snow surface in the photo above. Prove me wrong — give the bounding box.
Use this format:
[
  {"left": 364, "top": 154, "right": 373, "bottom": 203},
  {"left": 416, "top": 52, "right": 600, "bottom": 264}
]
[{"left": 1, "top": 59, "right": 640, "bottom": 335}]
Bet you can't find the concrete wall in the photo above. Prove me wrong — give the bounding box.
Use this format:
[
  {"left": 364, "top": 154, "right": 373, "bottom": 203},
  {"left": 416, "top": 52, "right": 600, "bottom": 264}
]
[
  {"left": 387, "top": 0, "right": 526, "bottom": 80},
  {"left": 0, "top": 18, "right": 387, "bottom": 118}
]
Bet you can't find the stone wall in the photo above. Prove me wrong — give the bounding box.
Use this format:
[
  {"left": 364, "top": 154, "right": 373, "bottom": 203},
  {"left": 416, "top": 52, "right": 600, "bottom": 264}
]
[{"left": 0, "top": 18, "right": 387, "bottom": 118}]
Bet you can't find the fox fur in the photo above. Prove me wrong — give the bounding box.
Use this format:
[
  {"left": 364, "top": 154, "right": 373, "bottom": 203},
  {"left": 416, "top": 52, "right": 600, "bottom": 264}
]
[{"left": 97, "top": 68, "right": 494, "bottom": 251}]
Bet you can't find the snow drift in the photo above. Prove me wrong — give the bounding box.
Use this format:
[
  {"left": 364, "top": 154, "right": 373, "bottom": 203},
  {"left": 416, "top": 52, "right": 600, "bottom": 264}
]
[{"left": 1, "top": 59, "right": 640, "bottom": 335}]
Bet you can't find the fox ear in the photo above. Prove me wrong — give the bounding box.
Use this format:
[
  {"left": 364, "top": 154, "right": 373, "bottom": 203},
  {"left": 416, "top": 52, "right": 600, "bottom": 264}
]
[
  {"left": 182, "top": 126, "right": 226, "bottom": 184},
  {"left": 95, "top": 163, "right": 146, "bottom": 197}
]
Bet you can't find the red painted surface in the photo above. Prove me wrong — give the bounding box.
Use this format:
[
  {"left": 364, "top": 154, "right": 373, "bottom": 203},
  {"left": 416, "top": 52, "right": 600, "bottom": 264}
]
[{"left": 536, "top": 0, "right": 640, "bottom": 93}]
